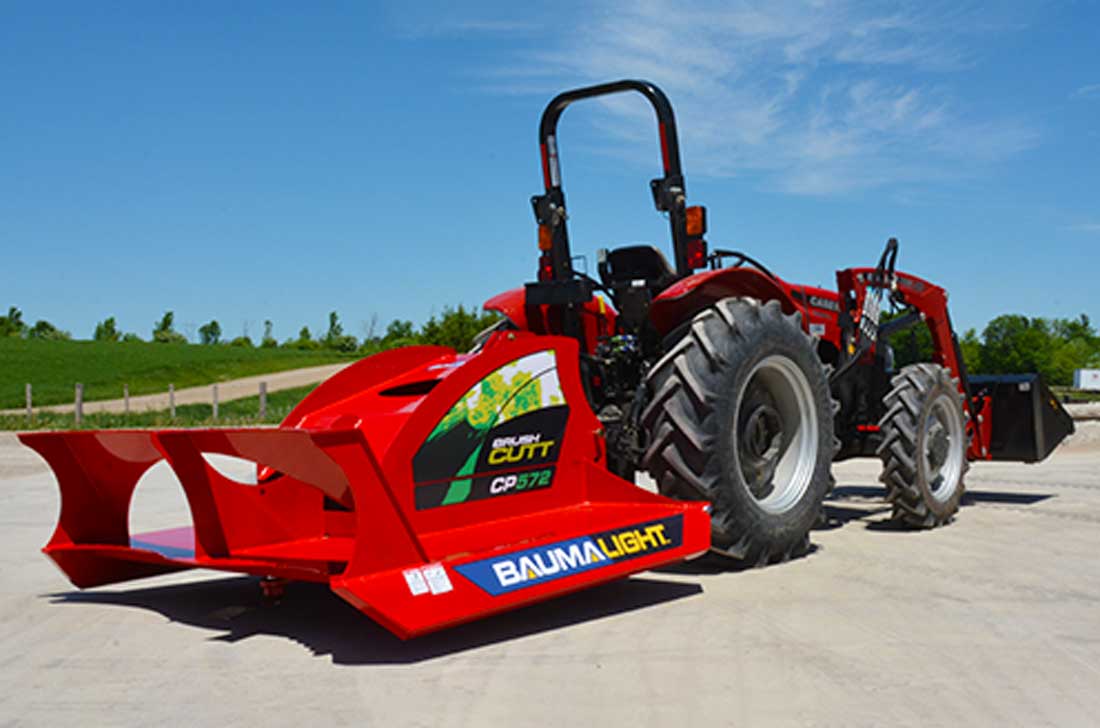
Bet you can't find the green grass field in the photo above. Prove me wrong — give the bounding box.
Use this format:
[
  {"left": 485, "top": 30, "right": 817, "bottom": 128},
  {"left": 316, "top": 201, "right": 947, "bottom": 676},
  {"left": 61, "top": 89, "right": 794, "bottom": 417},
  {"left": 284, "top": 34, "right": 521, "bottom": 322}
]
[
  {"left": 0, "top": 338, "right": 354, "bottom": 409},
  {"left": 0, "top": 384, "right": 316, "bottom": 430}
]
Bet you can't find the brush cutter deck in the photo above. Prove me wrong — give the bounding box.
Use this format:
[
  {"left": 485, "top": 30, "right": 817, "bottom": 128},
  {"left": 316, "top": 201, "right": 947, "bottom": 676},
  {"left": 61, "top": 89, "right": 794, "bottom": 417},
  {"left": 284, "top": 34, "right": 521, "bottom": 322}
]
[{"left": 21, "top": 334, "right": 710, "bottom": 639}]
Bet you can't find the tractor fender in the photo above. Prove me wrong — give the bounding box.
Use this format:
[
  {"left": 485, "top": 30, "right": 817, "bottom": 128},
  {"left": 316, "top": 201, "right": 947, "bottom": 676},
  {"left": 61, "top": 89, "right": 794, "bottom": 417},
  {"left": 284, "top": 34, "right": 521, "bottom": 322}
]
[
  {"left": 483, "top": 287, "right": 530, "bottom": 330},
  {"left": 649, "top": 267, "right": 799, "bottom": 336},
  {"left": 483, "top": 287, "right": 616, "bottom": 351}
]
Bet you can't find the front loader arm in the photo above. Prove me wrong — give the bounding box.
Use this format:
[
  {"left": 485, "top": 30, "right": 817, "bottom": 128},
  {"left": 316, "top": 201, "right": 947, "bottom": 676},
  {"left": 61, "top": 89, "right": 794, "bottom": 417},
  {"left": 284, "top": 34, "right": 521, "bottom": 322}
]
[{"left": 837, "top": 267, "right": 989, "bottom": 459}]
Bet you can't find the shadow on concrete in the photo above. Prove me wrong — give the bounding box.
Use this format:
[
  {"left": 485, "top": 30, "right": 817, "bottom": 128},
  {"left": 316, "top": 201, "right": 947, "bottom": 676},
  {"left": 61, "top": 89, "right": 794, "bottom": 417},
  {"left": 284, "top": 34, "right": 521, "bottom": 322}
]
[
  {"left": 962, "top": 490, "right": 1053, "bottom": 506},
  {"left": 47, "top": 574, "right": 701, "bottom": 664},
  {"left": 863, "top": 517, "right": 915, "bottom": 532},
  {"left": 816, "top": 503, "right": 892, "bottom": 529},
  {"left": 653, "top": 551, "right": 749, "bottom": 575},
  {"left": 655, "top": 481, "right": 1058, "bottom": 570},
  {"left": 829, "top": 484, "right": 1053, "bottom": 507},
  {"left": 653, "top": 543, "right": 821, "bottom": 575},
  {"left": 829, "top": 485, "right": 886, "bottom": 500},
  {"left": 822, "top": 483, "right": 1054, "bottom": 531}
]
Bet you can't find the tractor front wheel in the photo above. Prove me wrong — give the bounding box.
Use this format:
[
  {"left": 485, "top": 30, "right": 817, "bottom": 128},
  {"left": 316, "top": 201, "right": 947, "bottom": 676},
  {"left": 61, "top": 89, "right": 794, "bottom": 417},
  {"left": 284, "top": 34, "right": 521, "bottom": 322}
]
[
  {"left": 641, "top": 298, "right": 837, "bottom": 565},
  {"left": 877, "top": 363, "right": 968, "bottom": 527}
]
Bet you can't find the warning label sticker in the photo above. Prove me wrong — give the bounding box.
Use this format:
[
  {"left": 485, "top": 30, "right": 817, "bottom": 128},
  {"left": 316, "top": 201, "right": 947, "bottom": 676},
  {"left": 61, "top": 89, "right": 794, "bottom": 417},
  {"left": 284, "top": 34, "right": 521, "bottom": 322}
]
[
  {"left": 403, "top": 563, "right": 454, "bottom": 596},
  {"left": 403, "top": 567, "right": 429, "bottom": 596},
  {"left": 422, "top": 563, "right": 454, "bottom": 595}
]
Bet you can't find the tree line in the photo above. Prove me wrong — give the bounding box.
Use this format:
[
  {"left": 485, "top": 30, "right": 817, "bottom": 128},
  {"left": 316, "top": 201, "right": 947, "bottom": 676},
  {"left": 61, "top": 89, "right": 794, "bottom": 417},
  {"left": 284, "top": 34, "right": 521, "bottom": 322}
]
[
  {"left": 0, "top": 306, "right": 72, "bottom": 341},
  {"left": 886, "top": 313, "right": 1099, "bottom": 386},
  {"left": 3, "top": 304, "right": 1097, "bottom": 385},
  {"left": 0, "top": 305, "right": 501, "bottom": 357}
]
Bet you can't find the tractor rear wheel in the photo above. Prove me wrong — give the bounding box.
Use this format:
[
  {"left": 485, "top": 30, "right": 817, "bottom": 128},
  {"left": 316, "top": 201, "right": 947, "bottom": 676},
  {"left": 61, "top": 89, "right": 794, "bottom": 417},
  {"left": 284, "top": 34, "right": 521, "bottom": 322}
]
[
  {"left": 641, "top": 298, "right": 837, "bottom": 565},
  {"left": 877, "top": 363, "right": 968, "bottom": 527}
]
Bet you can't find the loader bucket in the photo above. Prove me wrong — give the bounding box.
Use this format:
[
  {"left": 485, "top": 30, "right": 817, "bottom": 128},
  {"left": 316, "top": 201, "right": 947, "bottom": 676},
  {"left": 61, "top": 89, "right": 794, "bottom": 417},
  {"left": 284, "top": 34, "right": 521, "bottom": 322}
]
[
  {"left": 970, "top": 374, "right": 1075, "bottom": 462},
  {"left": 19, "top": 333, "right": 710, "bottom": 639}
]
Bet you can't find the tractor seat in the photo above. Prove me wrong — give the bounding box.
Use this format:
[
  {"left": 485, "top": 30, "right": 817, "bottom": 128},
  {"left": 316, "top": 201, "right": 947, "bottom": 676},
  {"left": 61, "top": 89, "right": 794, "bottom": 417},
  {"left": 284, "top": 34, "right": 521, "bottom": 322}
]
[
  {"left": 599, "top": 245, "right": 675, "bottom": 293},
  {"left": 599, "top": 245, "right": 676, "bottom": 334}
]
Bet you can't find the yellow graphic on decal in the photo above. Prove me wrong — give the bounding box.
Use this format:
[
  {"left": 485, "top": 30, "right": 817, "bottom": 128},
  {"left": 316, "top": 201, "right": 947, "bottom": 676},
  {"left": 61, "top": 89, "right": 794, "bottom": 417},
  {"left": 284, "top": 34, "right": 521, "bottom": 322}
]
[
  {"left": 430, "top": 350, "right": 564, "bottom": 440},
  {"left": 416, "top": 350, "right": 568, "bottom": 507}
]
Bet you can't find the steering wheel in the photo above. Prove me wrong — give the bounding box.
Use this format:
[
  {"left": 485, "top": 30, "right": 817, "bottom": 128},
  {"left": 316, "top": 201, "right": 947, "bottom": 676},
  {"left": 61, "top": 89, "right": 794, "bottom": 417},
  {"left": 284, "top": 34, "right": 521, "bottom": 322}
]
[{"left": 574, "top": 270, "right": 614, "bottom": 297}]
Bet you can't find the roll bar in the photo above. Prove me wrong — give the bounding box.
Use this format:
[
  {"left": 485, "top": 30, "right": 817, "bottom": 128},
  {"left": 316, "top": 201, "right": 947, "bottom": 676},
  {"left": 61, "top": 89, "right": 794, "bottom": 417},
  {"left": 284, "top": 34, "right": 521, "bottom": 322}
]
[{"left": 530, "top": 79, "right": 697, "bottom": 284}]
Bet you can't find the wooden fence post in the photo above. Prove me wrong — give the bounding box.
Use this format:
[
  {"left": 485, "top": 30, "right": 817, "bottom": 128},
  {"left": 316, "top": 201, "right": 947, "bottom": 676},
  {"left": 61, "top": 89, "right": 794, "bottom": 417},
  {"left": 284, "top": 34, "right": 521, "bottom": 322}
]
[
  {"left": 212, "top": 384, "right": 219, "bottom": 421},
  {"left": 259, "top": 381, "right": 268, "bottom": 420},
  {"left": 25, "top": 383, "right": 32, "bottom": 422},
  {"left": 123, "top": 384, "right": 130, "bottom": 415},
  {"left": 74, "top": 383, "right": 84, "bottom": 427},
  {"left": 169, "top": 384, "right": 176, "bottom": 419}
]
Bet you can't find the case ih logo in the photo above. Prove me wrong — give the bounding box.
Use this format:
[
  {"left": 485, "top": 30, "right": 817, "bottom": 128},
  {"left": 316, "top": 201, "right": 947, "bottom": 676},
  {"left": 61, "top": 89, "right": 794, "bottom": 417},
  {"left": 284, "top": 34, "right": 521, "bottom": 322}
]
[
  {"left": 455, "top": 515, "right": 683, "bottom": 596},
  {"left": 808, "top": 295, "right": 839, "bottom": 312}
]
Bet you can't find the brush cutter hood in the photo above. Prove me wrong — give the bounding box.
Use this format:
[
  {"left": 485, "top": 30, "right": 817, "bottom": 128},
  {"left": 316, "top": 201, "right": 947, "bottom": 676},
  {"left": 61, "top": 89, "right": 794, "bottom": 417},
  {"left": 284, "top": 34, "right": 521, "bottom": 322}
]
[{"left": 21, "top": 330, "right": 710, "bottom": 639}]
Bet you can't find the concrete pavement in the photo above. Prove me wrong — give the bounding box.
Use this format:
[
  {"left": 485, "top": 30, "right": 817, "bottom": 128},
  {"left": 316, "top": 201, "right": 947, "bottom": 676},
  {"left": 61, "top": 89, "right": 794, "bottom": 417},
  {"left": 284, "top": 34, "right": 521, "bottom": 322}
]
[{"left": 0, "top": 430, "right": 1097, "bottom": 726}]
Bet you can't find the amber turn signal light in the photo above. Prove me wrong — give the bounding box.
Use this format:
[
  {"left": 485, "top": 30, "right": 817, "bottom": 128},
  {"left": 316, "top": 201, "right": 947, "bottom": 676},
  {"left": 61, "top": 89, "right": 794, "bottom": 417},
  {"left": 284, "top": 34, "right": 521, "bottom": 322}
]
[{"left": 685, "top": 205, "right": 707, "bottom": 237}]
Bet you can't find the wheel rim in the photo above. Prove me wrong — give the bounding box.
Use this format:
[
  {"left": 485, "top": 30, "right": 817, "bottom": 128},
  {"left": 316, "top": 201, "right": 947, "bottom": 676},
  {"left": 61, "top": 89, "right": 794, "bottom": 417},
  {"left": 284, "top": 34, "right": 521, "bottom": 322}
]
[
  {"left": 734, "top": 354, "right": 819, "bottom": 515},
  {"left": 923, "top": 393, "right": 964, "bottom": 503}
]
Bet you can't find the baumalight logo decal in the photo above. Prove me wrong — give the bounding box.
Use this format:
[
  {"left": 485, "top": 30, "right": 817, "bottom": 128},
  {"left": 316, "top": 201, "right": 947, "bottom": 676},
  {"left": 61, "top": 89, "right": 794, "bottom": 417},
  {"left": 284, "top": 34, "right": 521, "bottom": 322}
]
[
  {"left": 412, "top": 350, "right": 569, "bottom": 509},
  {"left": 455, "top": 515, "right": 684, "bottom": 596}
]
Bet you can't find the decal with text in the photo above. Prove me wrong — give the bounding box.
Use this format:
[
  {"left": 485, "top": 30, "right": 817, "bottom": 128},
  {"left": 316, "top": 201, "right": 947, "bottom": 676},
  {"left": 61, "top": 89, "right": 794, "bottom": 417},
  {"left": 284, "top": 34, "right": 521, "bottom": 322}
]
[
  {"left": 455, "top": 515, "right": 684, "bottom": 596},
  {"left": 412, "top": 350, "right": 568, "bottom": 509}
]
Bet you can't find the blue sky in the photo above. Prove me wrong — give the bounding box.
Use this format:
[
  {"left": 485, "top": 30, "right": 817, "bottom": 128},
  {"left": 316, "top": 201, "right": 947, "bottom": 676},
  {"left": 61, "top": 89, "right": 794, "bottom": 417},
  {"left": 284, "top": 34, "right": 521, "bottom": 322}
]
[{"left": 2, "top": 1, "right": 1097, "bottom": 342}]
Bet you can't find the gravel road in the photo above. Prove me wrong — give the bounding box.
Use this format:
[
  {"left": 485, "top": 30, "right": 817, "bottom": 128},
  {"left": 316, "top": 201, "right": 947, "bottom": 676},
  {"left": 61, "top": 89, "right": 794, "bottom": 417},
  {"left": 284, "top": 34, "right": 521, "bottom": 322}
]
[{"left": 0, "top": 362, "right": 350, "bottom": 417}]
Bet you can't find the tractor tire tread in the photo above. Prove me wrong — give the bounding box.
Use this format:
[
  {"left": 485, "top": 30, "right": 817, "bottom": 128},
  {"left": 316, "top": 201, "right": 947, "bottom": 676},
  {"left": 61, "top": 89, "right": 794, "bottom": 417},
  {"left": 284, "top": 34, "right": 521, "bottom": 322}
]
[
  {"left": 641, "top": 296, "right": 836, "bottom": 565},
  {"left": 876, "top": 363, "right": 969, "bottom": 528}
]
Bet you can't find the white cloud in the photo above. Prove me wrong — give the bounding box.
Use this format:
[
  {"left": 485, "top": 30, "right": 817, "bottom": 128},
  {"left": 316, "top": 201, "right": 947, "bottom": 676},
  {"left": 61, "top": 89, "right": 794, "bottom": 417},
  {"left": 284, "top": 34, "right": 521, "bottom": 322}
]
[
  {"left": 465, "top": 0, "right": 1038, "bottom": 196},
  {"left": 451, "top": 20, "right": 537, "bottom": 33},
  {"left": 1073, "top": 84, "right": 1100, "bottom": 100}
]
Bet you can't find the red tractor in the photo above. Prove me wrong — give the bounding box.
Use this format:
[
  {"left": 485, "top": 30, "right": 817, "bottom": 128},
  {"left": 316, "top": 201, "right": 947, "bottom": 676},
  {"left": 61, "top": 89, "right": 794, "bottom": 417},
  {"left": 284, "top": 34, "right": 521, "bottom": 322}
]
[
  {"left": 484, "top": 79, "right": 1074, "bottom": 563},
  {"left": 20, "top": 79, "right": 1074, "bottom": 638}
]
